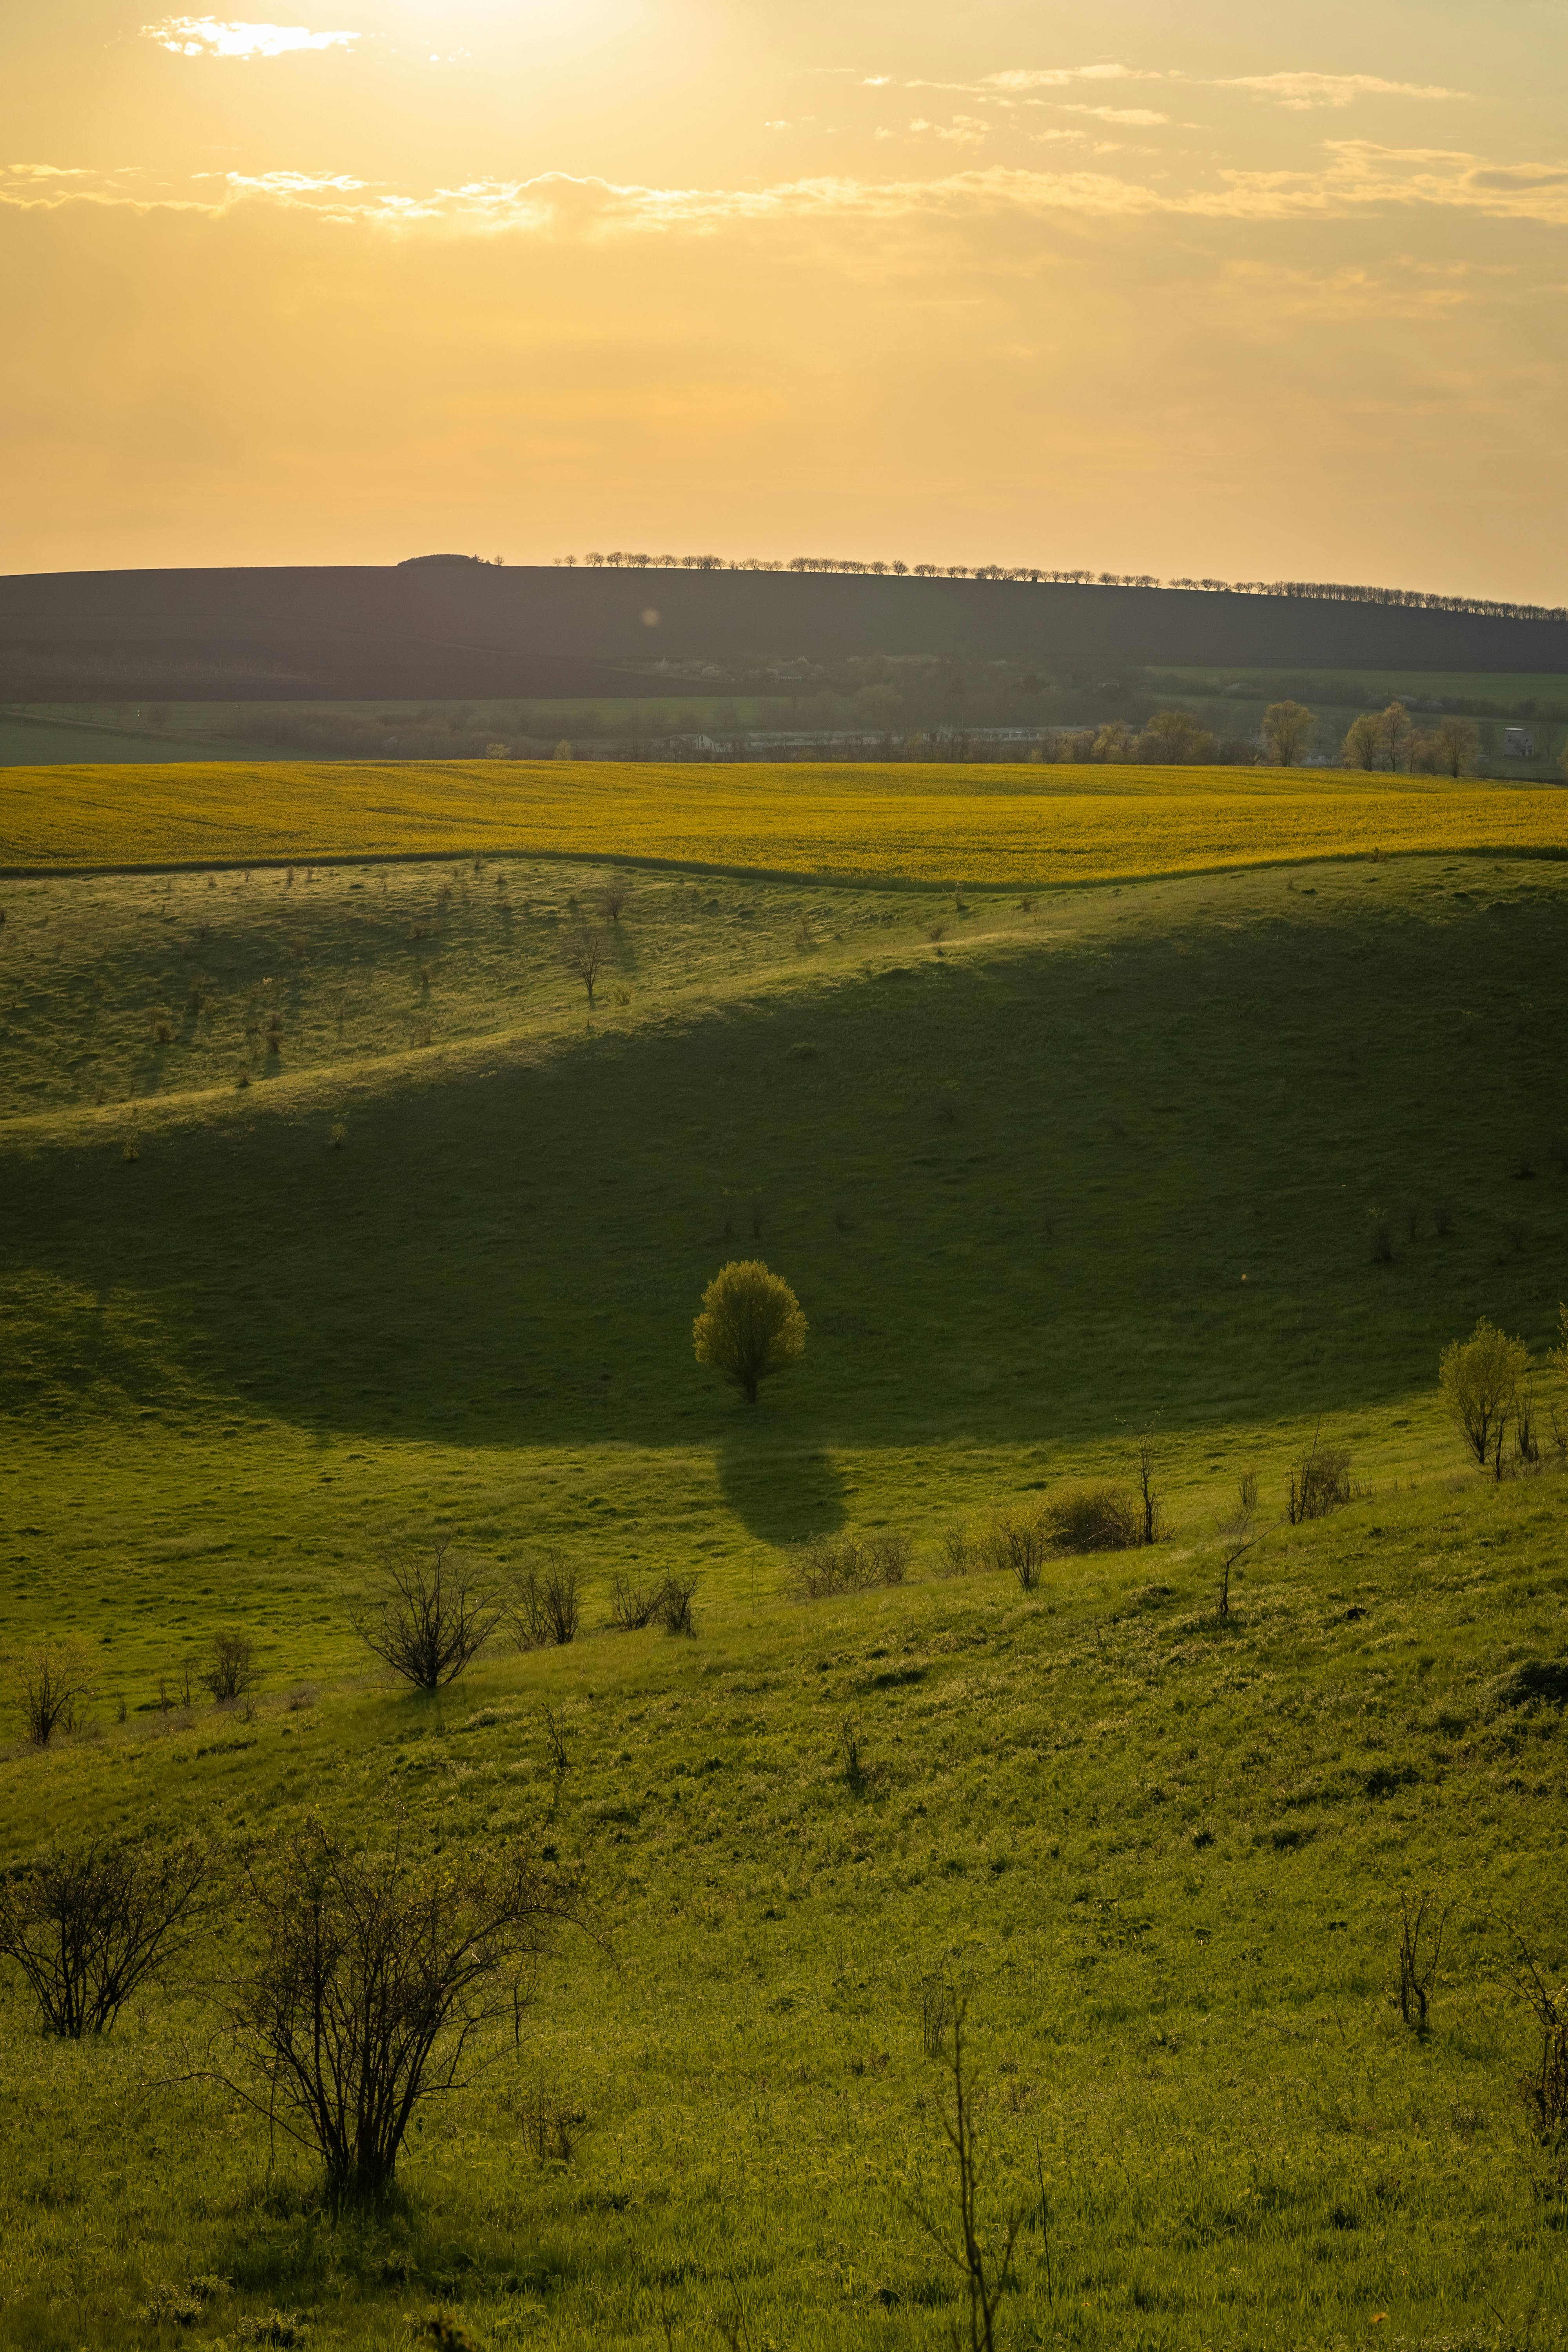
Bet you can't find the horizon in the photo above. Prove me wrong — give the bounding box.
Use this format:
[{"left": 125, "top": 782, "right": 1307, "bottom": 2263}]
[{"left": 4, "top": 3, "right": 1566, "bottom": 599}]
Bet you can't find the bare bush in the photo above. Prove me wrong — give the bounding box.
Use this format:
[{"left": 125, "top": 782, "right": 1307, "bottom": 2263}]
[
  {"left": 223, "top": 1824, "right": 589, "bottom": 2203},
  {"left": 199, "top": 1628, "right": 258, "bottom": 1704},
  {"left": 656, "top": 1572, "right": 699, "bottom": 1637},
  {"left": 512, "top": 1560, "right": 582, "bottom": 1648},
  {"left": 906, "top": 1987, "right": 1024, "bottom": 2352},
  {"left": 1047, "top": 1482, "right": 1143, "bottom": 1555},
  {"left": 1134, "top": 1434, "right": 1167, "bottom": 1545},
  {"left": 1396, "top": 1888, "right": 1450, "bottom": 2035},
  {"left": 1286, "top": 1430, "right": 1353, "bottom": 1523},
  {"left": 355, "top": 1541, "right": 501, "bottom": 1691},
  {"left": 561, "top": 922, "right": 606, "bottom": 1007},
  {"left": 790, "top": 1530, "right": 910, "bottom": 1599},
  {"left": 940, "top": 1524, "right": 973, "bottom": 1577},
  {"left": 607, "top": 1574, "right": 662, "bottom": 1631},
  {"left": 599, "top": 882, "right": 629, "bottom": 924},
  {"left": 1515, "top": 1938, "right": 1568, "bottom": 2152},
  {"left": 980, "top": 1508, "right": 1051, "bottom": 1592},
  {"left": 14, "top": 1640, "right": 93, "bottom": 1746},
  {"left": 0, "top": 1837, "right": 209, "bottom": 2036}
]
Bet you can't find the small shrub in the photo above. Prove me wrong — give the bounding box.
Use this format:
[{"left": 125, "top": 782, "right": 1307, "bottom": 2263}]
[
  {"left": 607, "top": 1574, "right": 662, "bottom": 1631},
  {"left": 199, "top": 1627, "right": 258, "bottom": 1704},
  {"left": 840, "top": 1718, "right": 869, "bottom": 1797},
  {"left": 14, "top": 1640, "right": 93, "bottom": 1746},
  {"left": 1439, "top": 1318, "right": 1530, "bottom": 1479},
  {"left": 600, "top": 881, "right": 628, "bottom": 923},
  {"left": 1047, "top": 1483, "right": 1142, "bottom": 1555},
  {"left": 1396, "top": 1888, "right": 1450, "bottom": 2035},
  {"left": 354, "top": 1541, "right": 501, "bottom": 1690},
  {"left": 521, "top": 2082, "right": 584, "bottom": 2165},
  {"left": 791, "top": 1531, "right": 910, "bottom": 1599},
  {"left": 1238, "top": 1470, "right": 1259, "bottom": 1515},
  {"left": 980, "top": 1507, "right": 1051, "bottom": 1591},
  {"left": 153, "top": 1019, "right": 172, "bottom": 1044},
  {"left": 939, "top": 1524, "right": 972, "bottom": 1577},
  {"left": 656, "top": 1572, "right": 699, "bottom": 1637},
  {"left": 1515, "top": 1941, "right": 1568, "bottom": 2151},
  {"left": 236, "top": 2313, "right": 309, "bottom": 2347},
  {"left": 693, "top": 1260, "right": 806, "bottom": 1405},
  {"left": 0, "top": 1835, "right": 209, "bottom": 2035},
  {"left": 1286, "top": 1434, "right": 1352, "bottom": 1523},
  {"left": 513, "top": 1559, "right": 581, "bottom": 1648}
]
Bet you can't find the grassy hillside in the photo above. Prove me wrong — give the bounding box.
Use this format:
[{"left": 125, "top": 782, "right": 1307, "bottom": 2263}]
[
  {"left": 7, "top": 757, "right": 1568, "bottom": 882},
  {"left": 3, "top": 815, "right": 1568, "bottom": 2349}
]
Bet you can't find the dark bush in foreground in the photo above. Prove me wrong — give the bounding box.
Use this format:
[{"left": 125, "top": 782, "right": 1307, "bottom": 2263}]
[
  {"left": 513, "top": 1559, "right": 582, "bottom": 1647},
  {"left": 224, "top": 1824, "right": 590, "bottom": 2203},
  {"left": 0, "top": 1836, "right": 209, "bottom": 2036}
]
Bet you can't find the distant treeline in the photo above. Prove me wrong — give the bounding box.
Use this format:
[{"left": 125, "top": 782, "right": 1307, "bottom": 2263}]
[{"left": 535, "top": 550, "right": 1568, "bottom": 628}]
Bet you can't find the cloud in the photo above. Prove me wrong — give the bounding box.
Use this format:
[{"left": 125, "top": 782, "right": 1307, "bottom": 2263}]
[
  {"left": 1221, "top": 71, "right": 1470, "bottom": 109},
  {"left": 1061, "top": 106, "right": 1169, "bottom": 125},
  {"left": 8, "top": 143, "right": 1568, "bottom": 235},
  {"left": 981, "top": 64, "right": 1138, "bottom": 91},
  {"left": 141, "top": 16, "right": 359, "bottom": 58}
]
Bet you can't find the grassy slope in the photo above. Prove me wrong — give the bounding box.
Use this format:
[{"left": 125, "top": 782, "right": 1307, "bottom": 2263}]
[
  {"left": 6, "top": 758, "right": 1568, "bottom": 882},
  {"left": 2, "top": 828, "right": 1568, "bottom": 2348}
]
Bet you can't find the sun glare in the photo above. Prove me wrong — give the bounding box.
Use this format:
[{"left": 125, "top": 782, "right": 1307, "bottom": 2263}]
[{"left": 141, "top": 16, "right": 361, "bottom": 57}]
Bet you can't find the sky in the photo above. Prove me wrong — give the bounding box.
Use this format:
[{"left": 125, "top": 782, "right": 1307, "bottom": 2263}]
[{"left": 3, "top": 1, "right": 1566, "bottom": 593}]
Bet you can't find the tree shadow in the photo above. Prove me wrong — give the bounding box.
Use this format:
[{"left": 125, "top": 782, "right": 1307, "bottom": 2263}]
[{"left": 717, "top": 1427, "right": 850, "bottom": 1543}]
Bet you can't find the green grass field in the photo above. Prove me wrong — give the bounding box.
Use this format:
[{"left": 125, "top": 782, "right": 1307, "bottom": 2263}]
[{"left": 3, "top": 768, "right": 1568, "bottom": 2349}]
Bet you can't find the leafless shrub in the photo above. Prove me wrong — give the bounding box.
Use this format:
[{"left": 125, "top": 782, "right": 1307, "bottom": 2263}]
[
  {"left": 600, "top": 882, "right": 628, "bottom": 924},
  {"left": 562, "top": 922, "right": 606, "bottom": 1007},
  {"left": 512, "top": 1560, "right": 582, "bottom": 1648},
  {"left": 199, "top": 1628, "right": 258, "bottom": 1704},
  {"left": 1134, "top": 1434, "right": 1167, "bottom": 1544},
  {"left": 906, "top": 1987, "right": 1024, "bottom": 2352},
  {"left": 521, "top": 2079, "right": 584, "bottom": 2164},
  {"left": 1515, "top": 1938, "right": 1568, "bottom": 2151},
  {"left": 14, "top": 1641, "right": 93, "bottom": 1746},
  {"left": 0, "top": 1836, "right": 209, "bottom": 2036},
  {"left": 354, "top": 1541, "right": 501, "bottom": 1690},
  {"left": 940, "top": 1524, "right": 973, "bottom": 1577},
  {"left": 980, "top": 1508, "right": 1051, "bottom": 1592},
  {"left": 790, "top": 1530, "right": 910, "bottom": 1598},
  {"left": 1238, "top": 1469, "right": 1259, "bottom": 1515},
  {"left": 1396, "top": 1888, "right": 1450, "bottom": 2035},
  {"left": 221, "top": 1823, "right": 589, "bottom": 2203},
  {"left": 840, "top": 1718, "right": 870, "bottom": 1797},
  {"left": 656, "top": 1572, "right": 699, "bottom": 1637},
  {"left": 608, "top": 1574, "right": 662, "bottom": 1631},
  {"left": 1047, "top": 1483, "right": 1142, "bottom": 1555},
  {"left": 1286, "top": 1429, "right": 1353, "bottom": 1523}
]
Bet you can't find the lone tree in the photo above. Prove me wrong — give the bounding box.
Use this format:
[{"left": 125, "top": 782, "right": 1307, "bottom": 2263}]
[
  {"left": 1439, "top": 1317, "right": 1530, "bottom": 1479},
  {"left": 1433, "top": 714, "right": 1481, "bottom": 777},
  {"left": 693, "top": 1259, "right": 807, "bottom": 1405},
  {"left": 1261, "top": 699, "right": 1315, "bottom": 766},
  {"left": 562, "top": 922, "right": 605, "bottom": 1007},
  {"left": 223, "top": 1824, "right": 590, "bottom": 2204}
]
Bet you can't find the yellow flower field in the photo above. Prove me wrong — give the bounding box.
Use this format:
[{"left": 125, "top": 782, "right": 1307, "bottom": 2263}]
[{"left": 4, "top": 757, "right": 1567, "bottom": 883}]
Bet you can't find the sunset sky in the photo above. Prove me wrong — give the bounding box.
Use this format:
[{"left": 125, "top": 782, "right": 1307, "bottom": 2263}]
[{"left": 4, "top": 2, "right": 1566, "bottom": 595}]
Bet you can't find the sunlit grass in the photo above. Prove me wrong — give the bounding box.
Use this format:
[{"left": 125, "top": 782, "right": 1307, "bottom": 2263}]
[{"left": 6, "top": 756, "right": 1568, "bottom": 883}]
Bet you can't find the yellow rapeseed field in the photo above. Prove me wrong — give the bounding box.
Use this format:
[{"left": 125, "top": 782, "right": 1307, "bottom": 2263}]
[{"left": 4, "top": 757, "right": 1567, "bottom": 883}]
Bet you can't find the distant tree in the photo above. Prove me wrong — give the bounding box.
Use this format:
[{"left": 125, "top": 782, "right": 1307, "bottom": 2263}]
[
  {"left": 355, "top": 1540, "right": 501, "bottom": 1691},
  {"left": 0, "top": 1837, "right": 209, "bottom": 2037},
  {"left": 1432, "top": 715, "right": 1480, "bottom": 777},
  {"left": 1379, "top": 701, "right": 1414, "bottom": 770},
  {"left": 562, "top": 922, "right": 606, "bottom": 1007},
  {"left": 1092, "top": 721, "right": 1135, "bottom": 762},
  {"left": 1137, "top": 709, "right": 1216, "bottom": 763},
  {"left": 1439, "top": 1317, "right": 1530, "bottom": 1479},
  {"left": 599, "top": 880, "right": 629, "bottom": 923},
  {"left": 1261, "top": 700, "right": 1315, "bottom": 766},
  {"left": 1341, "top": 713, "right": 1381, "bottom": 769},
  {"left": 693, "top": 1259, "right": 807, "bottom": 1404}
]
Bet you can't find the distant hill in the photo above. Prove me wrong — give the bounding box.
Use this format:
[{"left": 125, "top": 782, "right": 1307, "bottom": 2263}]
[{"left": 2, "top": 562, "right": 1565, "bottom": 703}]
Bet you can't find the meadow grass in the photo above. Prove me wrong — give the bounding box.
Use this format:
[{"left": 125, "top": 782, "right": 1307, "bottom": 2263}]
[
  {"left": 6, "top": 757, "right": 1568, "bottom": 883},
  {"left": 3, "top": 817, "right": 1568, "bottom": 2347}
]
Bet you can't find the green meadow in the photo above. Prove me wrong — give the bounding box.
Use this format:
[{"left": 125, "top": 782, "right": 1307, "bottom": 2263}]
[{"left": 3, "top": 815, "right": 1568, "bottom": 2349}]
